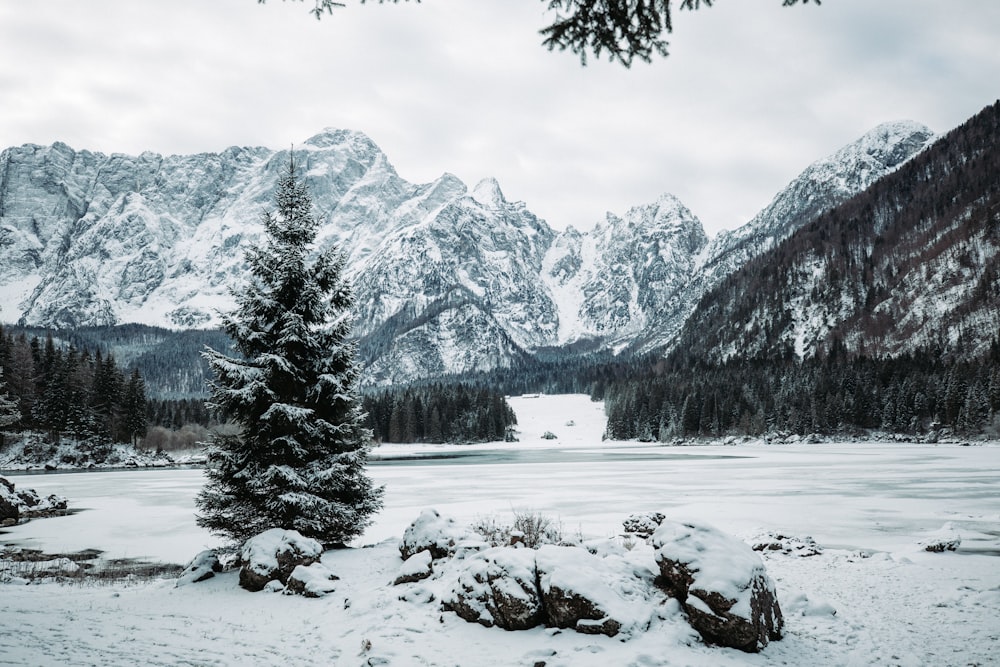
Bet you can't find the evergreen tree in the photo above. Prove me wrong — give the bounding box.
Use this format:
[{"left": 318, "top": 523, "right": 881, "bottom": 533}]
[
  {"left": 122, "top": 369, "right": 148, "bottom": 447},
  {"left": 196, "top": 157, "right": 383, "bottom": 547},
  {"left": 0, "top": 367, "right": 21, "bottom": 449}
]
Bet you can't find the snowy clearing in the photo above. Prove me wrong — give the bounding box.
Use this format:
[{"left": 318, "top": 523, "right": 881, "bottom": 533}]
[{"left": 2, "top": 394, "right": 999, "bottom": 666}]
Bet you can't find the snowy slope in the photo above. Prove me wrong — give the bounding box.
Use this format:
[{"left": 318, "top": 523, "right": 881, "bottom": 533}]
[{"left": 669, "top": 103, "right": 1000, "bottom": 362}]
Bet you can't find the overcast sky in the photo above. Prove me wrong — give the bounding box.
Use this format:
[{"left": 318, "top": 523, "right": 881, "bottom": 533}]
[{"left": 1, "top": 0, "right": 997, "bottom": 236}]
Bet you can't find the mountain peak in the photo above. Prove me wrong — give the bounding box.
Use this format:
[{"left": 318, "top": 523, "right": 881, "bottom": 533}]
[
  {"left": 471, "top": 177, "right": 506, "bottom": 209},
  {"left": 842, "top": 120, "right": 935, "bottom": 170},
  {"left": 301, "top": 127, "right": 378, "bottom": 152}
]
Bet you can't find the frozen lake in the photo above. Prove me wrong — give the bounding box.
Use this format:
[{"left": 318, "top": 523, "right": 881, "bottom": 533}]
[{"left": 4, "top": 395, "right": 999, "bottom": 564}]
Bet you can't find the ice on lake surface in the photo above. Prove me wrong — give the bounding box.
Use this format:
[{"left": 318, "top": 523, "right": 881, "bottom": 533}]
[
  {"left": 6, "top": 394, "right": 998, "bottom": 561},
  {"left": 2, "top": 394, "right": 999, "bottom": 666}
]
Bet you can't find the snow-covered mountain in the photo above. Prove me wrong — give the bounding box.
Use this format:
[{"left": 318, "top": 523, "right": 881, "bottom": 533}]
[
  {"left": 542, "top": 194, "right": 707, "bottom": 350},
  {"left": 630, "top": 120, "right": 936, "bottom": 354},
  {"left": 0, "top": 121, "right": 937, "bottom": 385},
  {"left": 670, "top": 102, "right": 1000, "bottom": 363}
]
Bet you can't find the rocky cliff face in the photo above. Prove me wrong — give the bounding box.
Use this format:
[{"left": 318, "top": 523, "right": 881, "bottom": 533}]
[{"left": 542, "top": 193, "right": 707, "bottom": 350}]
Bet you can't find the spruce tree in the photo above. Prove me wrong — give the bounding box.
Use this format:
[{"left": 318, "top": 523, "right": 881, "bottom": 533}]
[
  {"left": 122, "top": 368, "right": 148, "bottom": 447},
  {"left": 0, "top": 367, "right": 21, "bottom": 449},
  {"left": 196, "top": 157, "right": 383, "bottom": 547}
]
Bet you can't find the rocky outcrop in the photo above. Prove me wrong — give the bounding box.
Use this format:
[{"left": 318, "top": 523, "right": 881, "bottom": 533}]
[
  {"left": 652, "top": 520, "right": 783, "bottom": 653},
  {"left": 402, "top": 509, "right": 783, "bottom": 650}
]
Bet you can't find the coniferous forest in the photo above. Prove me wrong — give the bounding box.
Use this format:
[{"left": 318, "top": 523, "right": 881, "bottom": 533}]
[
  {"left": 362, "top": 384, "right": 517, "bottom": 444},
  {"left": 0, "top": 327, "right": 148, "bottom": 446},
  {"left": 599, "top": 346, "right": 1000, "bottom": 441}
]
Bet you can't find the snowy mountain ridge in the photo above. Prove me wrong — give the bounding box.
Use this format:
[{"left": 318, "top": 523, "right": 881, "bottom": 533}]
[{"left": 0, "top": 122, "right": 936, "bottom": 384}]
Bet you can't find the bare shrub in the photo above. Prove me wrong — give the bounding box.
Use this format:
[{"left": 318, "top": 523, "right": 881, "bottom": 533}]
[
  {"left": 140, "top": 424, "right": 211, "bottom": 453},
  {"left": 513, "top": 509, "right": 564, "bottom": 548},
  {"left": 142, "top": 426, "right": 170, "bottom": 453},
  {"left": 470, "top": 509, "right": 566, "bottom": 549}
]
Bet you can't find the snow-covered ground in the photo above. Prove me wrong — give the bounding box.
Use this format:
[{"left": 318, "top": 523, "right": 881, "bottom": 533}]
[{"left": 2, "top": 394, "right": 998, "bottom": 666}]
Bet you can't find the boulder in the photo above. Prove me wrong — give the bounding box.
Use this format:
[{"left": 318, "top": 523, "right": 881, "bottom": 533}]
[
  {"left": 445, "top": 547, "right": 544, "bottom": 630},
  {"left": 652, "top": 520, "right": 783, "bottom": 653},
  {"left": 238, "top": 528, "right": 323, "bottom": 592},
  {"left": 285, "top": 562, "right": 339, "bottom": 598},
  {"left": 176, "top": 550, "right": 222, "bottom": 586},
  {"left": 400, "top": 509, "right": 474, "bottom": 560},
  {"left": 536, "top": 545, "right": 653, "bottom": 638},
  {"left": 0, "top": 477, "right": 19, "bottom": 524},
  {"left": 393, "top": 549, "right": 433, "bottom": 585}
]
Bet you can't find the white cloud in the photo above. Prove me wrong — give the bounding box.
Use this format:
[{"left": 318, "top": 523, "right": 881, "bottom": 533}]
[{"left": 0, "top": 0, "right": 997, "bottom": 236}]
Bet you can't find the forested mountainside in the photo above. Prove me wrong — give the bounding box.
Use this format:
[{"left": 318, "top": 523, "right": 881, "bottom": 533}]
[
  {"left": 630, "top": 121, "right": 935, "bottom": 355},
  {"left": 674, "top": 101, "right": 1000, "bottom": 363},
  {"left": 601, "top": 101, "right": 1000, "bottom": 440}
]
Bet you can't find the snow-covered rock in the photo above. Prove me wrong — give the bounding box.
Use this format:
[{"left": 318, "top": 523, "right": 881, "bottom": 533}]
[
  {"left": 445, "top": 547, "right": 544, "bottom": 631},
  {"left": 285, "top": 562, "right": 340, "bottom": 598},
  {"left": 0, "top": 476, "right": 19, "bottom": 524},
  {"left": 535, "top": 545, "right": 654, "bottom": 637},
  {"left": 0, "top": 475, "right": 69, "bottom": 525},
  {"left": 919, "top": 523, "right": 962, "bottom": 553},
  {"left": 175, "top": 550, "right": 222, "bottom": 587},
  {"left": 238, "top": 528, "right": 323, "bottom": 592},
  {"left": 652, "top": 519, "right": 783, "bottom": 653},
  {"left": 751, "top": 531, "right": 822, "bottom": 557},
  {"left": 399, "top": 509, "right": 474, "bottom": 560},
  {"left": 393, "top": 550, "right": 433, "bottom": 585}
]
